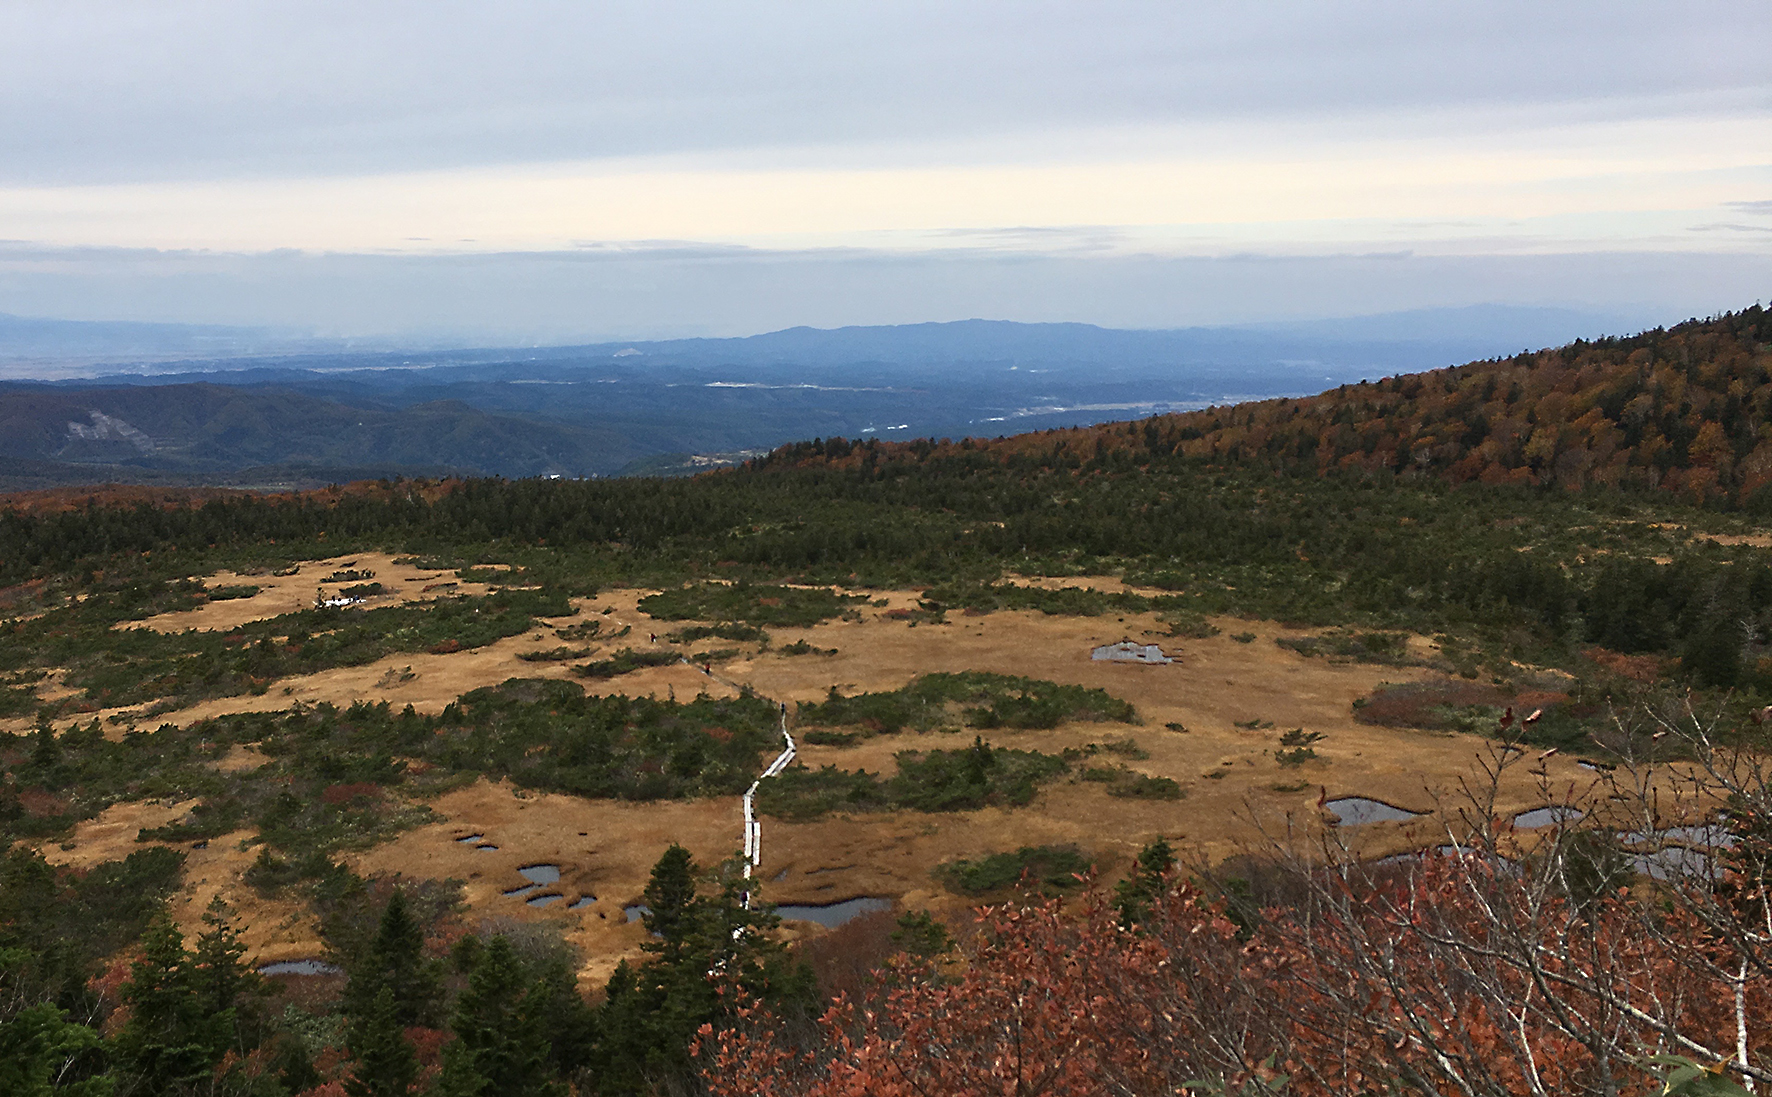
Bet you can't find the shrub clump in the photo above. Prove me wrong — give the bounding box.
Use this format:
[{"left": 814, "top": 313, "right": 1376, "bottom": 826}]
[
  {"left": 937, "top": 845, "right": 1093, "bottom": 896},
  {"left": 573, "top": 648, "right": 679, "bottom": 679},
  {"left": 1278, "top": 629, "right": 1412, "bottom": 665},
  {"left": 796, "top": 672, "right": 1135, "bottom": 739},
  {"left": 760, "top": 737, "right": 1070, "bottom": 818},
  {"left": 640, "top": 583, "right": 866, "bottom": 627}
]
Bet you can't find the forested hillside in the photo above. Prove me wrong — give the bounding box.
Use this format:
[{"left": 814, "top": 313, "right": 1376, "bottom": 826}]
[{"left": 762, "top": 306, "right": 1772, "bottom": 506}]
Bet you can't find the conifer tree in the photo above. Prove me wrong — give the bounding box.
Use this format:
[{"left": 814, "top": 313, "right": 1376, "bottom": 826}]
[
  {"left": 639, "top": 844, "right": 696, "bottom": 959},
  {"left": 344, "top": 889, "right": 442, "bottom": 1029},
  {"left": 346, "top": 986, "right": 417, "bottom": 1097},
  {"left": 113, "top": 917, "right": 221, "bottom": 1095},
  {"left": 436, "top": 935, "right": 561, "bottom": 1097},
  {"left": 1114, "top": 837, "right": 1176, "bottom": 927},
  {"left": 0, "top": 946, "right": 110, "bottom": 1097}
]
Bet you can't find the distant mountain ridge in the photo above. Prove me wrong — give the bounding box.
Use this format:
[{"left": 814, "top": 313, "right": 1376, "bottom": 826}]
[
  {"left": 0, "top": 304, "right": 1671, "bottom": 490},
  {"left": 1, "top": 304, "right": 1639, "bottom": 378}
]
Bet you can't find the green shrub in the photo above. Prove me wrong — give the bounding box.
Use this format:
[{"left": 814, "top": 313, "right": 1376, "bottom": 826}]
[
  {"left": 755, "top": 765, "right": 889, "bottom": 820},
  {"left": 206, "top": 585, "right": 260, "bottom": 601},
  {"left": 1277, "top": 630, "right": 1411, "bottom": 665},
  {"left": 937, "top": 845, "right": 1092, "bottom": 896},
  {"left": 517, "top": 646, "right": 592, "bottom": 662},
  {"left": 759, "top": 737, "right": 1069, "bottom": 818},
  {"left": 890, "top": 738, "right": 1069, "bottom": 811},
  {"left": 640, "top": 583, "right": 866, "bottom": 627},
  {"left": 136, "top": 797, "right": 246, "bottom": 842},
  {"left": 573, "top": 648, "right": 679, "bottom": 678},
  {"left": 796, "top": 671, "right": 1135, "bottom": 738},
  {"left": 1108, "top": 773, "right": 1184, "bottom": 799}
]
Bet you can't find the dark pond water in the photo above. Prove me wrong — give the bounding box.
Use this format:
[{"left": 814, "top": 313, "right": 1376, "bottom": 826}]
[
  {"left": 1325, "top": 797, "right": 1422, "bottom": 826},
  {"left": 1632, "top": 847, "right": 1713, "bottom": 880},
  {"left": 774, "top": 897, "right": 892, "bottom": 928},
  {"left": 1619, "top": 823, "right": 1734, "bottom": 849},
  {"left": 258, "top": 959, "right": 342, "bottom": 977},
  {"left": 1513, "top": 806, "right": 1582, "bottom": 829},
  {"left": 518, "top": 864, "right": 560, "bottom": 885},
  {"left": 527, "top": 893, "right": 564, "bottom": 908}
]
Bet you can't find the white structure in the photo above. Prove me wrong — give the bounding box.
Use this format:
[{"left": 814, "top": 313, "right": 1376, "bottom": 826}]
[
  {"left": 741, "top": 702, "right": 796, "bottom": 909},
  {"left": 1091, "top": 640, "right": 1173, "bottom": 664}
]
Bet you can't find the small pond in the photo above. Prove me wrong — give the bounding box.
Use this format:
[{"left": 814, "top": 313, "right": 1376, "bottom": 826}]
[
  {"left": 1513, "top": 806, "right": 1583, "bottom": 829},
  {"left": 527, "top": 893, "right": 564, "bottom": 908},
  {"left": 517, "top": 864, "right": 560, "bottom": 885},
  {"left": 258, "top": 959, "right": 342, "bottom": 977},
  {"left": 569, "top": 895, "right": 596, "bottom": 910},
  {"left": 504, "top": 884, "right": 540, "bottom": 898},
  {"left": 1619, "top": 823, "right": 1734, "bottom": 850},
  {"left": 625, "top": 904, "right": 650, "bottom": 923},
  {"left": 1632, "top": 847, "right": 1712, "bottom": 881},
  {"left": 774, "top": 897, "right": 893, "bottom": 928},
  {"left": 455, "top": 834, "right": 484, "bottom": 844},
  {"left": 1325, "top": 797, "right": 1422, "bottom": 826}
]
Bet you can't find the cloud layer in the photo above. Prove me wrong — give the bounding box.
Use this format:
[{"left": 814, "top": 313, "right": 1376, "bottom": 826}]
[{"left": 1, "top": 2, "right": 1766, "bottom": 336}]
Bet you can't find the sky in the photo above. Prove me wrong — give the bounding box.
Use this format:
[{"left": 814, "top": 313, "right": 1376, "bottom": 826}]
[{"left": 0, "top": 1, "right": 1768, "bottom": 342}]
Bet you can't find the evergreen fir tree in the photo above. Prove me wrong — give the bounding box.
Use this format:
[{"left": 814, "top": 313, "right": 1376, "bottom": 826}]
[
  {"left": 437, "top": 935, "right": 561, "bottom": 1097},
  {"left": 0, "top": 946, "right": 110, "bottom": 1097},
  {"left": 639, "top": 844, "right": 696, "bottom": 959},
  {"left": 114, "top": 917, "right": 223, "bottom": 1095},
  {"left": 345, "top": 986, "right": 417, "bottom": 1097},
  {"left": 190, "top": 896, "right": 252, "bottom": 1020},
  {"left": 1114, "top": 837, "right": 1175, "bottom": 927},
  {"left": 344, "top": 889, "right": 442, "bottom": 1029}
]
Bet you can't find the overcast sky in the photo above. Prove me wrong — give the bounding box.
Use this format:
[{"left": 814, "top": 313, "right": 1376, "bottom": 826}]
[{"left": 1, "top": 1, "right": 1767, "bottom": 340}]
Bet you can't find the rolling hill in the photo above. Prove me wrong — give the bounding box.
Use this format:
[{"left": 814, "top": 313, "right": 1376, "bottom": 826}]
[{"left": 760, "top": 306, "right": 1772, "bottom": 508}]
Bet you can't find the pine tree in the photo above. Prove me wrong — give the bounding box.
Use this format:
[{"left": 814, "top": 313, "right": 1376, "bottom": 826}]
[
  {"left": 594, "top": 849, "right": 815, "bottom": 1095},
  {"left": 0, "top": 946, "right": 110, "bottom": 1097},
  {"left": 1114, "top": 837, "right": 1176, "bottom": 927},
  {"left": 345, "top": 986, "right": 417, "bottom": 1097},
  {"left": 190, "top": 896, "right": 251, "bottom": 1019},
  {"left": 639, "top": 844, "right": 696, "bottom": 959},
  {"left": 344, "top": 889, "right": 442, "bottom": 1029},
  {"left": 113, "top": 917, "right": 221, "bottom": 1095},
  {"left": 437, "top": 936, "right": 560, "bottom": 1097}
]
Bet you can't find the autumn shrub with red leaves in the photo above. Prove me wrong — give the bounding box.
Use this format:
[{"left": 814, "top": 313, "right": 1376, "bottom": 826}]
[
  {"left": 707, "top": 857, "right": 1768, "bottom": 1096},
  {"left": 708, "top": 705, "right": 1772, "bottom": 1096}
]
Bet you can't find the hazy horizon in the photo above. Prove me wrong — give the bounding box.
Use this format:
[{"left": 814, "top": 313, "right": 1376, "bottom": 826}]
[{"left": 1, "top": 3, "right": 1766, "bottom": 343}]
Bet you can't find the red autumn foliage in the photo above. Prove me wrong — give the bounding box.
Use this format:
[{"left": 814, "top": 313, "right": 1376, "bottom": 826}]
[
  {"left": 16, "top": 787, "right": 69, "bottom": 817},
  {"left": 320, "top": 781, "right": 382, "bottom": 805},
  {"left": 709, "top": 834, "right": 1772, "bottom": 1095}
]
